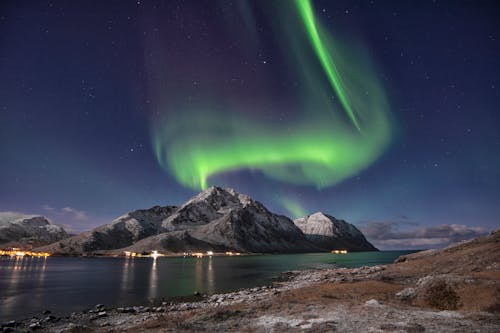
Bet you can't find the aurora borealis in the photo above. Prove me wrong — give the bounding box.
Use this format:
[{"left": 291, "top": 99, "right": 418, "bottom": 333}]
[
  {"left": 152, "top": 0, "right": 392, "bottom": 191},
  {"left": 0, "top": 0, "right": 499, "bottom": 248}
]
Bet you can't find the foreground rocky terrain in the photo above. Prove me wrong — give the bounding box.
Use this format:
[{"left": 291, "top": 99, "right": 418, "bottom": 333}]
[
  {"left": 0, "top": 213, "right": 68, "bottom": 248},
  {"left": 37, "top": 187, "right": 376, "bottom": 255},
  {"left": 5, "top": 230, "right": 499, "bottom": 332}
]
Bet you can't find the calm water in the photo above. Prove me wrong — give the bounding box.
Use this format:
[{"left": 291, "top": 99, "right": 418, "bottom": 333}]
[{"left": 0, "top": 251, "right": 414, "bottom": 320}]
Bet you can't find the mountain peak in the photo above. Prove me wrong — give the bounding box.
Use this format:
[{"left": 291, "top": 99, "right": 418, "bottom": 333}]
[
  {"left": 304, "top": 212, "right": 344, "bottom": 222},
  {"left": 184, "top": 186, "right": 253, "bottom": 209},
  {"left": 308, "top": 211, "right": 330, "bottom": 219}
]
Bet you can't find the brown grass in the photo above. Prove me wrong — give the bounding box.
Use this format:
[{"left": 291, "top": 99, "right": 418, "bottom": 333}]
[
  {"left": 471, "top": 270, "right": 500, "bottom": 280},
  {"left": 422, "top": 280, "right": 462, "bottom": 310},
  {"left": 458, "top": 284, "right": 500, "bottom": 312},
  {"left": 269, "top": 281, "right": 403, "bottom": 311}
]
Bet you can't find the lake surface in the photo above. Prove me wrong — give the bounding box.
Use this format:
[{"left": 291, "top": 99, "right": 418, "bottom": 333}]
[{"left": 0, "top": 251, "right": 414, "bottom": 321}]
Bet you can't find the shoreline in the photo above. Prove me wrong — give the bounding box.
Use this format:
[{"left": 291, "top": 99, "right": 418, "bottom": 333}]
[
  {"left": 3, "top": 262, "right": 499, "bottom": 332},
  {"left": 1, "top": 231, "right": 499, "bottom": 332},
  {"left": 1, "top": 265, "right": 384, "bottom": 331}
]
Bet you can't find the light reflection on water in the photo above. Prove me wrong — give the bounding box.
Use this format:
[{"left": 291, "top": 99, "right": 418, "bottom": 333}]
[
  {"left": 148, "top": 258, "right": 157, "bottom": 299},
  {"left": 121, "top": 256, "right": 135, "bottom": 298},
  {"left": 0, "top": 251, "right": 414, "bottom": 321},
  {"left": 2, "top": 256, "right": 49, "bottom": 319}
]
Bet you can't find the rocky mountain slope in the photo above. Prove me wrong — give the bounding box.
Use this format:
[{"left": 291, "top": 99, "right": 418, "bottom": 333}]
[
  {"left": 294, "top": 212, "right": 377, "bottom": 251},
  {"left": 125, "top": 187, "right": 317, "bottom": 253},
  {"left": 38, "top": 205, "right": 178, "bottom": 254},
  {"left": 38, "top": 187, "right": 375, "bottom": 255},
  {"left": 0, "top": 212, "right": 68, "bottom": 248}
]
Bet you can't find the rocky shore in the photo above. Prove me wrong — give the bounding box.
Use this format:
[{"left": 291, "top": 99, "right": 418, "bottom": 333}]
[{"left": 2, "top": 231, "right": 499, "bottom": 332}]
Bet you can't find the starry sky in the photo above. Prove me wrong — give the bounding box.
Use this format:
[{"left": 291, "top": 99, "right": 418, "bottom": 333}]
[{"left": 1, "top": 0, "right": 499, "bottom": 249}]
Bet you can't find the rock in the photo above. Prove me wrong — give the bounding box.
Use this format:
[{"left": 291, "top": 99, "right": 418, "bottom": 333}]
[
  {"left": 405, "top": 323, "right": 426, "bottom": 332},
  {"left": 95, "top": 304, "right": 105, "bottom": 309},
  {"left": 396, "top": 287, "right": 417, "bottom": 300},
  {"left": 364, "top": 299, "right": 382, "bottom": 307},
  {"left": 117, "top": 307, "right": 135, "bottom": 313},
  {"left": 28, "top": 322, "right": 42, "bottom": 330},
  {"left": 179, "top": 303, "right": 194, "bottom": 311},
  {"left": 97, "top": 311, "right": 107, "bottom": 317},
  {"left": 133, "top": 306, "right": 146, "bottom": 313},
  {"left": 58, "top": 323, "right": 89, "bottom": 333},
  {"left": 3, "top": 327, "right": 13, "bottom": 333},
  {"left": 3, "top": 321, "right": 16, "bottom": 328},
  {"left": 42, "top": 310, "right": 51, "bottom": 315},
  {"left": 417, "top": 275, "right": 435, "bottom": 288},
  {"left": 43, "top": 315, "right": 56, "bottom": 323}
]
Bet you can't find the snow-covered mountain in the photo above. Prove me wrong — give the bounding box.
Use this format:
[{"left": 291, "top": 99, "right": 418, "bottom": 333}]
[
  {"left": 0, "top": 212, "right": 68, "bottom": 248},
  {"left": 294, "top": 212, "right": 378, "bottom": 251},
  {"left": 38, "top": 187, "right": 377, "bottom": 254},
  {"left": 38, "top": 205, "right": 178, "bottom": 254},
  {"left": 125, "top": 187, "right": 317, "bottom": 253},
  {"left": 40, "top": 187, "right": 317, "bottom": 254}
]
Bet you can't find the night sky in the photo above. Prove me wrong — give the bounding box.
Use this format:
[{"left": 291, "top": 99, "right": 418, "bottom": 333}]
[{"left": 1, "top": 0, "right": 499, "bottom": 249}]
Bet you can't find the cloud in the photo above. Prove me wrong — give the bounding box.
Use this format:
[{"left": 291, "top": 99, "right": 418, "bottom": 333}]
[
  {"left": 0, "top": 211, "right": 35, "bottom": 223},
  {"left": 43, "top": 205, "right": 88, "bottom": 221},
  {"left": 61, "top": 207, "right": 88, "bottom": 220},
  {"left": 360, "top": 221, "right": 489, "bottom": 250},
  {"left": 41, "top": 205, "right": 55, "bottom": 211}
]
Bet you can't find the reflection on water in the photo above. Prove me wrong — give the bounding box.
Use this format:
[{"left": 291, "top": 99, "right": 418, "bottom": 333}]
[
  {"left": 121, "top": 257, "right": 135, "bottom": 294},
  {"left": 195, "top": 257, "right": 202, "bottom": 292},
  {"left": 148, "top": 258, "right": 158, "bottom": 299},
  {"left": 2, "top": 256, "right": 48, "bottom": 319},
  {"left": 207, "top": 256, "right": 214, "bottom": 293},
  {"left": 193, "top": 256, "right": 215, "bottom": 294},
  {"left": 0, "top": 251, "right": 414, "bottom": 321}
]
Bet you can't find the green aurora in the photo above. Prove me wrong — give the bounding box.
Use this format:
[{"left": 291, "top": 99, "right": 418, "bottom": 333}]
[
  {"left": 152, "top": 0, "right": 393, "bottom": 194},
  {"left": 280, "top": 197, "right": 308, "bottom": 219}
]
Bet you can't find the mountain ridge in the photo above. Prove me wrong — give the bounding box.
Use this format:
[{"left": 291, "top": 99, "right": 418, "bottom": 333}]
[
  {"left": 35, "top": 187, "right": 377, "bottom": 254},
  {"left": 0, "top": 213, "right": 68, "bottom": 248}
]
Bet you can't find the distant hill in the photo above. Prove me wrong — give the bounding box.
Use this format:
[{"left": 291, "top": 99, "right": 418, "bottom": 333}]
[
  {"left": 0, "top": 212, "right": 68, "bottom": 248},
  {"left": 294, "top": 212, "right": 378, "bottom": 252},
  {"left": 37, "top": 187, "right": 376, "bottom": 255},
  {"left": 37, "top": 205, "right": 178, "bottom": 254}
]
